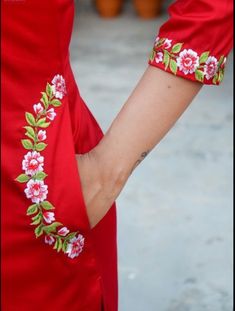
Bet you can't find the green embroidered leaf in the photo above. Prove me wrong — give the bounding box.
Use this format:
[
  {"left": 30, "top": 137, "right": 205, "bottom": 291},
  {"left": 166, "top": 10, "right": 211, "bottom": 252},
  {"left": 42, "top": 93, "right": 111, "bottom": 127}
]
[
  {"left": 41, "top": 201, "right": 55, "bottom": 210},
  {"left": 41, "top": 92, "right": 49, "bottom": 109},
  {"left": 212, "top": 73, "right": 219, "bottom": 84},
  {"left": 24, "top": 126, "right": 34, "bottom": 132},
  {"left": 38, "top": 121, "right": 51, "bottom": 128},
  {"left": 53, "top": 238, "right": 59, "bottom": 250},
  {"left": 25, "top": 132, "right": 35, "bottom": 140},
  {"left": 43, "top": 222, "right": 63, "bottom": 234},
  {"left": 31, "top": 217, "right": 42, "bottom": 225},
  {"left": 199, "top": 51, "right": 210, "bottom": 64},
  {"left": 169, "top": 59, "right": 177, "bottom": 75},
  {"left": 15, "top": 174, "right": 30, "bottom": 183},
  {"left": 65, "top": 232, "right": 77, "bottom": 241},
  {"left": 36, "top": 117, "right": 47, "bottom": 127},
  {"left": 35, "top": 142, "right": 47, "bottom": 151},
  {"left": 56, "top": 238, "right": 63, "bottom": 252},
  {"left": 163, "top": 51, "right": 170, "bottom": 69},
  {"left": 21, "top": 139, "right": 34, "bottom": 150},
  {"left": 218, "top": 70, "right": 224, "bottom": 83},
  {"left": 34, "top": 171, "right": 48, "bottom": 180},
  {"left": 46, "top": 83, "right": 53, "bottom": 98},
  {"left": 62, "top": 241, "right": 68, "bottom": 252},
  {"left": 34, "top": 225, "right": 44, "bottom": 238},
  {"left": 149, "top": 49, "right": 156, "bottom": 62},
  {"left": 157, "top": 38, "right": 165, "bottom": 47},
  {"left": 171, "top": 43, "right": 183, "bottom": 54},
  {"left": 50, "top": 99, "right": 62, "bottom": 107},
  {"left": 24, "top": 126, "right": 36, "bottom": 140},
  {"left": 25, "top": 112, "right": 36, "bottom": 126},
  {"left": 26, "top": 127, "right": 35, "bottom": 137},
  {"left": 218, "top": 55, "right": 225, "bottom": 66},
  {"left": 26, "top": 204, "right": 38, "bottom": 215},
  {"left": 195, "top": 70, "right": 205, "bottom": 82},
  {"left": 32, "top": 213, "right": 42, "bottom": 221}
]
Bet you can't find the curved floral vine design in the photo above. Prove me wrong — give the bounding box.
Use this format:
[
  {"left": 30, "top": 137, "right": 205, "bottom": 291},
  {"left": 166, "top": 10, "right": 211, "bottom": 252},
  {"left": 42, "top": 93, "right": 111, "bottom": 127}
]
[
  {"left": 149, "top": 37, "right": 226, "bottom": 84},
  {"left": 15, "top": 75, "right": 84, "bottom": 259}
]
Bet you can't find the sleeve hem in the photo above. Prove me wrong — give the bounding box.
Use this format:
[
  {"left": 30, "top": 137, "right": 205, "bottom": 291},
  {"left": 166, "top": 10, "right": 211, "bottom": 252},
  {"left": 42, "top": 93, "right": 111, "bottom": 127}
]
[{"left": 148, "top": 37, "right": 227, "bottom": 86}]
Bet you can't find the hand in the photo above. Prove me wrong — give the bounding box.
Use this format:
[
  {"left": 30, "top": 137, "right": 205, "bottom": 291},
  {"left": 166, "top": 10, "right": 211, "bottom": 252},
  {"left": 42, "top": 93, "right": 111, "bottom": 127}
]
[{"left": 76, "top": 147, "right": 127, "bottom": 228}]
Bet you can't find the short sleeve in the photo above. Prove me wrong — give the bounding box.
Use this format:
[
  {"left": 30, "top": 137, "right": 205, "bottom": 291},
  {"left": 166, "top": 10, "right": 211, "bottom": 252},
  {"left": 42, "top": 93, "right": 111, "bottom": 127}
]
[{"left": 148, "top": 0, "right": 234, "bottom": 85}]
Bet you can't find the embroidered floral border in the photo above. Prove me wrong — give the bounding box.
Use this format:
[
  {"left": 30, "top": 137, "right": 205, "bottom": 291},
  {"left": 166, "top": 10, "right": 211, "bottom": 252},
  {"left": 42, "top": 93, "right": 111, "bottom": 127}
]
[
  {"left": 149, "top": 37, "right": 227, "bottom": 84},
  {"left": 15, "top": 74, "right": 84, "bottom": 259}
]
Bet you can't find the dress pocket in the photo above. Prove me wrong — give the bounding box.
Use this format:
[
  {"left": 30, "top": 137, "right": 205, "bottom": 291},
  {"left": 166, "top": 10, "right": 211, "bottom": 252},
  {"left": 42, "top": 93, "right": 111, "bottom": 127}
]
[
  {"left": 59, "top": 98, "right": 93, "bottom": 234},
  {"left": 72, "top": 152, "right": 92, "bottom": 231},
  {"left": 72, "top": 97, "right": 108, "bottom": 228}
]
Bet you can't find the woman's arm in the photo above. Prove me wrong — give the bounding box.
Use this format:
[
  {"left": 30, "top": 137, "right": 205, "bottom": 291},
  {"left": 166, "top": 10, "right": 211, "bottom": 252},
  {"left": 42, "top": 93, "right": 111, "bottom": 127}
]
[
  {"left": 77, "top": 66, "right": 202, "bottom": 228},
  {"left": 77, "top": 0, "right": 233, "bottom": 228}
]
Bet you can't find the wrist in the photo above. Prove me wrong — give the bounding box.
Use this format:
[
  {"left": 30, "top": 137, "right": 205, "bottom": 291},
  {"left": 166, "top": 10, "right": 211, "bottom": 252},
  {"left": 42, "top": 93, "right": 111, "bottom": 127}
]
[{"left": 91, "top": 134, "right": 130, "bottom": 194}]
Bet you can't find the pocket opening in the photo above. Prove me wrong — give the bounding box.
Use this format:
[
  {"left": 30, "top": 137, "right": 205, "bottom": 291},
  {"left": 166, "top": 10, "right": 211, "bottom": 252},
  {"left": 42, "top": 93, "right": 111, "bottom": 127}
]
[{"left": 73, "top": 152, "right": 92, "bottom": 232}]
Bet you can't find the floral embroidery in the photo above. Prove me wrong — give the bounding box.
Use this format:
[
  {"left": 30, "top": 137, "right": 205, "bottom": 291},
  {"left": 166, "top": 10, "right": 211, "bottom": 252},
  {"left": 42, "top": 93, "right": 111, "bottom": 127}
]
[
  {"left": 203, "top": 56, "right": 219, "bottom": 80},
  {"left": 66, "top": 235, "right": 85, "bottom": 259},
  {"left": 149, "top": 37, "right": 226, "bottom": 84},
  {"left": 176, "top": 49, "right": 199, "bottom": 75},
  {"left": 45, "top": 235, "right": 55, "bottom": 245},
  {"left": 51, "top": 74, "right": 67, "bottom": 99},
  {"left": 155, "top": 52, "right": 164, "bottom": 64},
  {"left": 22, "top": 151, "right": 44, "bottom": 176},
  {"left": 58, "top": 227, "right": 70, "bottom": 236},
  {"left": 43, "top": 211, "right": 56, "bottom": 224},
  {"left": 162, "top": 38, "right": 172, "bottom": 50},
  {"left": 46, "top": 107, "right": 57, "bottom": 121},
  {"left": 24, "top": 179, "right": 48, "bottom": 203},
  {"left": 15, "top": 74, "right": 85, "bottom": 259}
]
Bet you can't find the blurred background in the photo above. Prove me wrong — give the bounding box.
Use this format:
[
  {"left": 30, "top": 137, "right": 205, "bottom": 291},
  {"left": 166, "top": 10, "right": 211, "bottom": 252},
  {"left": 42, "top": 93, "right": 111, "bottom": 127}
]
[{"left": 71, "top": 1, "right": 233, "bottom": 310}]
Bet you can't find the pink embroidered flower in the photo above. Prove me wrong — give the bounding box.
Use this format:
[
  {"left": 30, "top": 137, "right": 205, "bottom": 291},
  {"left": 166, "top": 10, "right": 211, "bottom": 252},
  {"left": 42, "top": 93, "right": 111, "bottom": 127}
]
[
  {"left": 45, "top": 235, "right": 55, "bottom": 245},
  {"left": 155, "top": 52, "right": 163, "bottom": 64},
  {"left": 43, "top": 212, "right": 55, "bottom": 224},
  {"left": 176, "top": 49, "right": 199, "bottom": 75},
  {"left": 154, "top": 36, "right": 160, "bottom": 45},
  {"left": 58, "top": 227, "right": 70, "bottom": 236},
  {"left": 162, "top": 38, "right": 172, "bottom": 49},
  {"left": 203, "top": 56, "right": 218, "bottom": 80},
  {"left": 37, "top": 130, "right": 47, "bottom": 141},
  {"left": 24, "top": 179, "right": 48, "bottom": 203},
  {"left": 46, "top": 108, "right": 56, "bottom": 121},
  {"left": 51, "top": 75, "right": 67, "bottom": 99},
  {"left": 22, "top": 151, "right": 44, "bottom": 176},
  {"left": 33, "top": 103, "right": 44, "bottom": 115},
  {"left": 66, "top": 235, "right": 85, "bottom": 259}
]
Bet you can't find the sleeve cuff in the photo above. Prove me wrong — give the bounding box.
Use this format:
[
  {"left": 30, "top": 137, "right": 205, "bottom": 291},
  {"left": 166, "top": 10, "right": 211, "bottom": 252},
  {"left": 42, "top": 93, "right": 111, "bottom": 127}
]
[{"left": 148, "top": 36, "right": 227, "bottom": 86}]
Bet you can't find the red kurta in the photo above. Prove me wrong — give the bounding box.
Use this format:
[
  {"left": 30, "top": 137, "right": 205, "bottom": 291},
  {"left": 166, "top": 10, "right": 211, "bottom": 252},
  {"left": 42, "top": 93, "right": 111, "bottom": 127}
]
[
  {"left": 1, "top": 1, "right": 117, "bottom": 310},
  {"left": 1, "top": 0, "right": 233, "bottom": 311}
]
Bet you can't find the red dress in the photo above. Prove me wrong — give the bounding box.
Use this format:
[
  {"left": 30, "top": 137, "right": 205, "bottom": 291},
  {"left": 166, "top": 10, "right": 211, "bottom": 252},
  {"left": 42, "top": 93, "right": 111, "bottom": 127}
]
[
  {"left": 1, "top": 1, "right": 117, "bottom": 310},
  {"left": 1, "top": 0, "right": 233, "bottom": 311}
]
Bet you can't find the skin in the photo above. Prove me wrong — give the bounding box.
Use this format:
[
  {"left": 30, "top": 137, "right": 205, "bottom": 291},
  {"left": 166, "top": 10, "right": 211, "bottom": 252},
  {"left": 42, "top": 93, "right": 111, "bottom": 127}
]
[{"left": 76, "top": 66, "right": 202, "bottom": 228}]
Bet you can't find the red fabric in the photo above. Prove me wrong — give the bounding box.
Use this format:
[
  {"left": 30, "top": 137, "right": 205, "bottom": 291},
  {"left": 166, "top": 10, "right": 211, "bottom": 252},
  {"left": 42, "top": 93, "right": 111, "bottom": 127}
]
[
  {"left": 1, "top": 1, "right": 117, "bottom": 311},
  {"left": 149, "top": 0, "right": 234, "bottom": 85}
]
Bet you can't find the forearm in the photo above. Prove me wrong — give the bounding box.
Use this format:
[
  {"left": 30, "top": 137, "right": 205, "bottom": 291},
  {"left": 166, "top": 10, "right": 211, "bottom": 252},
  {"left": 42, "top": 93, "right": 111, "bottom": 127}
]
[{"left": 94, "top": 66, "right": 202, "bottom": 186}]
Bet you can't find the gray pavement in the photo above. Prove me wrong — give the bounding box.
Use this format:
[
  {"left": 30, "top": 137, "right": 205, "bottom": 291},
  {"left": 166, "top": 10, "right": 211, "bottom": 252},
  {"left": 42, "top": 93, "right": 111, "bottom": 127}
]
[{"left": 71, "top": 1, "right": 233, "bottom": 310}]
